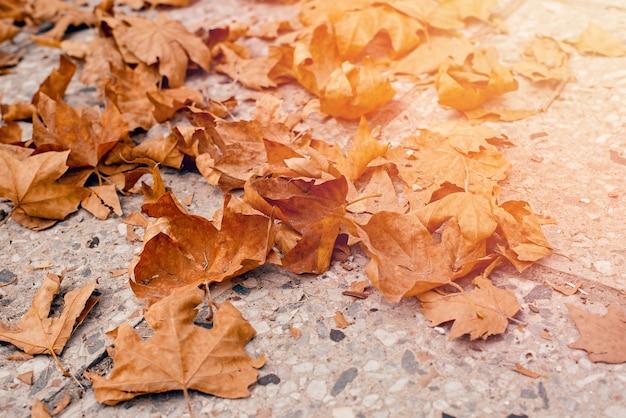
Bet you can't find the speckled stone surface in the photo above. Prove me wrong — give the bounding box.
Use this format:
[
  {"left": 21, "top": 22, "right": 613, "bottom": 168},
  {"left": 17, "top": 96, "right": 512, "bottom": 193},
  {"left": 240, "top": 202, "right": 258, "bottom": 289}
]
[{"left": 1, "top": 1, "right": 626, "bottom": 417}]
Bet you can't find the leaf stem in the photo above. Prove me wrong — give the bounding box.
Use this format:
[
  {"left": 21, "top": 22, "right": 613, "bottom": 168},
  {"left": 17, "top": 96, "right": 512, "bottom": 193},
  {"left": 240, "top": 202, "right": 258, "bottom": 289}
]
[
  {"left": 346, "top": 193, "right": 383, "bottom": 207},
  {"left": 0, "top": 206, "right": 16, "bottom": 227}
]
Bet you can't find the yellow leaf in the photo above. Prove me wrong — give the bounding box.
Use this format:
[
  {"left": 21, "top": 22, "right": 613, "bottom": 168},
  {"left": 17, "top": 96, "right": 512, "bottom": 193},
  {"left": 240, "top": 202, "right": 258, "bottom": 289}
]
[
  {"left": 435, "top": 46, "right": 518, "bottom": 111},
  {"left": 567, "top": 22, "right": 626, "bottom": 57}
]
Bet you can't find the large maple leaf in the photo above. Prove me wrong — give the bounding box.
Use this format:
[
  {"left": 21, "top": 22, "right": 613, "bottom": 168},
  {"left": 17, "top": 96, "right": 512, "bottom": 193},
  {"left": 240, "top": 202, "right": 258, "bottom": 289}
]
[
  {"left": 107, "top": 13, "right": 211, "bottom": 88},
  {"left": 357, "top": 212, "right": 489, "bottom": 302},
  {"left": 419, "top": 274, "right": 521, "bottom": 340},
  {"left": 388, "top": 128, "right": 510, "bottom": 201},
  {"left": 0, "top": 273, "right": 97, "bottom": 355},
  {"left": 566, "top": 304, "right": 626, "bottom": 364},
  {"left": 0, "top": 149, "right": 88, "bottom": 229},
  {"left": 87, "top": 287, "right": 265, "bottom": 412}
]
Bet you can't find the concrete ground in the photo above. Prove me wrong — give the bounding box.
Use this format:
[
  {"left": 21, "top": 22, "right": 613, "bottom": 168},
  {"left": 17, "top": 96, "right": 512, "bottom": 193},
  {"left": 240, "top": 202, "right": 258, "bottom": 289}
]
[{"left": 1, "top": 0, "right": 626, "bottom": 417}]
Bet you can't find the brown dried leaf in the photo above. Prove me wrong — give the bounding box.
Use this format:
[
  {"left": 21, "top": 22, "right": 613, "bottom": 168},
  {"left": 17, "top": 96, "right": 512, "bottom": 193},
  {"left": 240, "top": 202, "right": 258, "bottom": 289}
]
[
  {"left": 567, "top": 304, "right": 626, "bottom": 363},
  {"left": 87, "top": 288, "right": 265, "bottom": 408},
  {"left": 33, "top": 94, "right": 129, "bottom": 169},
  {"left": 435, "top": 46, "right": 518, "bottom": 111},
  {"left": 0, "top": 149, "right": 88, "bottom": 229},
  {"left": 108, "top": 13, "right": 211, "bottom": 87},
  {"left": 566, "top": 22, "right": 626, "bottom": 57},
  {"left": 0, "top": 274, "right": 97, "bottom": 354},
  {"left": 419, "top": 275, "right": 521, "bottom": 340}
]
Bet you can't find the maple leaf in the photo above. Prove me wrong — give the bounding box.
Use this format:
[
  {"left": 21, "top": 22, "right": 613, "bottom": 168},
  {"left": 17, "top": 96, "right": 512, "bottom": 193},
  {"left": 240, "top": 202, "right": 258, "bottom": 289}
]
[
  {"left": 314, "top": 2, "right": 424, "bottom": 60},
  {"left": 32, "top": 55, "right": 77, "bottom": 105},
  {"left": 214, "top": 44, "right": 281, "bottom": 90},
  {"left": 132, "top": 193, "right": 273, "bottom": 302},
  {"left": 357, "top": 212, "right": 490, "bottom": 302},
  {"left": 107, "top": 13, "right": 211, "bottom": 87},
  {"left": 567, "top": 304, "right": 626, "bottom": 364},
  {"left": 333, "top": 117, "right": 388, "bottom": 180},
  {"left": 0, "top": 273, "right": 98, "bottom": 355},
  {"left": 435, "top": 46, "right": 518, "bottom": 111},
  {"left": 419, "top": 274, "right": 521, "bottom": 340},
  {"left": 291, "top": 24, "right": 395, "bottom": 119},
  {"left": 87, "top": 287, "right": 265, "bottom": 411},
  {"left": 395, "top": 35, "right": 474, "bottom": 76},
  {"left": 566, "top": 22, "right": 626, "bottom": 57},
  {"left": 245, "top": 176, "right": 348, "bottom": 273},
  {"left": 32, "top": 94, "right": 129, "bottom": 169},
  {"left": 104, "top": 64, "right": 160, "bottom": 131},
  {"left": 319, "top": 57, "right": 396, "bottom": 119},
  {"left": 513, "top": 36, "right": 572, "bottom": 82},
  {"left": 0, "top": 149, "right": 88, "bottom": 229},
  {"left": 29, "top": 0, "right": 96, "bottom": 46},
  {"left": 493, "top": 200, "right": 553, "bottom": 271},
  {"left": 417, "top": 192, "right": 498, "bottom": 250},
  {"left": 388, "top": 129, "right": 511, "bottom": 202}
]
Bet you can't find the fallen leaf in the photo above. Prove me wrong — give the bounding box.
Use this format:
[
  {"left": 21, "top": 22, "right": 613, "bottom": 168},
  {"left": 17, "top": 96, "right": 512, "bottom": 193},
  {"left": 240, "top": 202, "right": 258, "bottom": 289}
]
[
  {"left": 132, "top": 193, "right": 273, "bottom": 302},
  {"left": 566, "top": 22, "right": 626, "bottom": 57},
  {"left": 32, "top": 55, "right": 77, "bottom": 105},
  {"left": 319, "top": 57, "right": 396, "bottom": 119},
  {"left": 87, "top": 287, "right": 265, "bottom": 411},
  {"left": 33, "top": 94, "right": 129, "bottom": 169},
  {"left": 566, "top": 303, "right": 626, "bottom": 363},
  {"left": 435, "top": 46, "right": 518, "bottom": 111},
  {"left": 513, "top": 36, "right": 572, "bottom": 82},
  {"left": 0, "top": 149, "right": 88, "bottom": 229},
  {"left": 494, "top": 200, "right": 552, "bottom": 271},
  {"left": 419, "top": 275, "right": 521, "bottom": 340},
  {"left": 107, "top": 13, "right": 211, "bottom": 87},
  {"left": 0, "top": 273, "right": 98, "bottom": 355}
]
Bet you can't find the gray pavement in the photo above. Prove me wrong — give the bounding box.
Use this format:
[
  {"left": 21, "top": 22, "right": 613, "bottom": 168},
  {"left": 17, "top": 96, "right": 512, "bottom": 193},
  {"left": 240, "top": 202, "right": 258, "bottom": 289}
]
[{"left": 1, "top": 0, "right": 626, "bottom": 417}]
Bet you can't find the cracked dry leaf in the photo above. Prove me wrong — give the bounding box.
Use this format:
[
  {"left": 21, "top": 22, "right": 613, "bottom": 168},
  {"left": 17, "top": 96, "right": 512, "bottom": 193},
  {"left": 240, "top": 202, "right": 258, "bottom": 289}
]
[
  {"left": 419, "top": 275, "right": 521, "bottom": 340},
  {"left": 0, "top": 149, "right": 88, "bottom": 229},
  {"left": 435, "top": 46, "right": 518, "bottom": 111},
  {"left": 33, "top": 94, "right": 129, "bottom": 169},
  {"left": 108, "top": 13, "right": 211, "bottom": 87},
  {"left": 566, "top": 304, "right": 626, "bottom": 364},
  {"left": 87, "top": 288, "right": 265, "bottom": 410},
  {"left": 0, "top": 273, "right": 97, "bottom": 355},
  {"left": 566, "top": 22, "right": 626, "bottom": 57}
]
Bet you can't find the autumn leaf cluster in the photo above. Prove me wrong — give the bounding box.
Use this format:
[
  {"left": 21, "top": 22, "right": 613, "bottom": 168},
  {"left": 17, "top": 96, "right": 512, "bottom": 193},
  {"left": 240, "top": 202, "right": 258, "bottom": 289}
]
[{"left": 1, "top": 0, "right": 626, "bottom": 414}]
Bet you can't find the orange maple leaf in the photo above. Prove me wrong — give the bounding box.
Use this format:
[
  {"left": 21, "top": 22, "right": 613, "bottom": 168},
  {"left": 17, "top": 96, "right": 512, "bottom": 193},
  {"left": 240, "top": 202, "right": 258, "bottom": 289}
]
[
  {"left": 87, "top": 287, "right": 265, "bottom": 412},
  {"left": 435, "top": 46, "right": 518, "bottom": 111},
  {"left": 567, "top": 303, "right": 626, "bottom": 363},
  {"left": 419, "top": 274, "right": 521, "bottom": 340},
  {"left": 0, "top": 149, "right": 88, "bottom": 229}
]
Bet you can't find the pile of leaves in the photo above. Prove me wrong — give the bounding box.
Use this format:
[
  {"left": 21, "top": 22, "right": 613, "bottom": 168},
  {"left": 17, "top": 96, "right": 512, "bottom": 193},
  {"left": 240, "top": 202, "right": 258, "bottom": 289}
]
[{"left": 1, "top": 0, "right": 626, "bottom": 415}]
